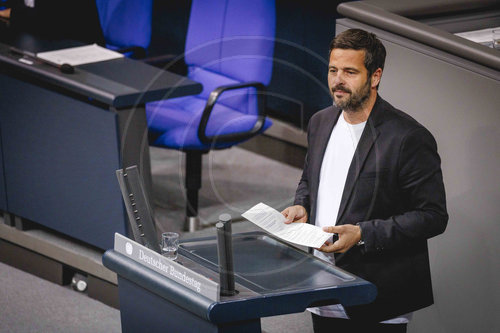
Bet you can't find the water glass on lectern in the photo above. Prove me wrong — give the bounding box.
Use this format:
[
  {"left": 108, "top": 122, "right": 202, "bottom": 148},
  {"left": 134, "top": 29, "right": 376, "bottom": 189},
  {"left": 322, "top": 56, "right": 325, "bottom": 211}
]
[{"left": 161, "top": 232, "right": 179, "bottom": 260}]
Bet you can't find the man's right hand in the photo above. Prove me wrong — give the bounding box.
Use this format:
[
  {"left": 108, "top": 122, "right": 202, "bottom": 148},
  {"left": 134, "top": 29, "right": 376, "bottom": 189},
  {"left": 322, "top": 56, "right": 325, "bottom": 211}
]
[{"left": 281, "top": 205, "right": 308, "bottom": 224}]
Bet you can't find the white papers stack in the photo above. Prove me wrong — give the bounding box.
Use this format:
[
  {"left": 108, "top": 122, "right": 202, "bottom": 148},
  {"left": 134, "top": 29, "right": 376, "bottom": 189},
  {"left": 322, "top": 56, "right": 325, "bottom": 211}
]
[
  {"left": 37, "top": 44, "right": 124, "bottom": 66},
  {"left": 242, "top": 202, "right": 331, "bottom": 248},
  {"left": 454, "top": 26, "right": 500, "bottom": 47}
]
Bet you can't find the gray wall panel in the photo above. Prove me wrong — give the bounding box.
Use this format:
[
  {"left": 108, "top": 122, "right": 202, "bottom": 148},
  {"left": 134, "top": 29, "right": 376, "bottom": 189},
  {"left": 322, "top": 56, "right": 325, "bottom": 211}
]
[
  {"left": 0, "top": 124, "right": 6, "bottom": 211},
  {"left": 337, "top": 20, "right": 500, "bottom": 332}
]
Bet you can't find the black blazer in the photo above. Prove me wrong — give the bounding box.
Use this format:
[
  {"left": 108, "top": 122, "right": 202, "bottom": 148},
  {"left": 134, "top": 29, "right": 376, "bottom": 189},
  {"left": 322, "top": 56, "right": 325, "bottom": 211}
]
[{"left": 295, "top": 95, "right": 448, "bottom": 322}]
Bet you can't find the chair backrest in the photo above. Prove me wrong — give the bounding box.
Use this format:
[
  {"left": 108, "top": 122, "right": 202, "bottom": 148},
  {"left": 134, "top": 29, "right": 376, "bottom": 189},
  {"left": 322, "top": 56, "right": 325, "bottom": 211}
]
[
  {"left": 184, "top": 0, "right": 276, "bottom": 113},
  {"left": 96, "top": 0, "right": 153, "bottom": 50}
]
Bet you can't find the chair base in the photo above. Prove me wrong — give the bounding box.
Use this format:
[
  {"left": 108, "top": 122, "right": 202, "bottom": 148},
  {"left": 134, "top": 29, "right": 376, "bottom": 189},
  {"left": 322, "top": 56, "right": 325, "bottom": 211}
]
[{"left": 184, "top": 216, "right": 200, "bottom": 232}]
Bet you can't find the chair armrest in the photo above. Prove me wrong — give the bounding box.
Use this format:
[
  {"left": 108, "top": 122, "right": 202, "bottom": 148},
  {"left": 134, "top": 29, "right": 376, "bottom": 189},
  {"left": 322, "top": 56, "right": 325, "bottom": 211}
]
[
  {"left": 142, "top": 53, "right": 187, "bottom": 74},
  {"left": 143, "top": 53, "right": 177, "bottom": 65},
  {"left": 198, "top": 81, "right": 267, "bottom": 145},
  {"left": 114, "top": 45, "right": 147, "bottom": 59}
]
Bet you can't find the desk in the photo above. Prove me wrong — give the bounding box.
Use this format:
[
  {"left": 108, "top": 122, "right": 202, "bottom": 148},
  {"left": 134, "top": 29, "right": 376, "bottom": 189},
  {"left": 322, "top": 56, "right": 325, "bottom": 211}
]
[{"left": 0, "top": 31, "right": 202, "bottom": 249}]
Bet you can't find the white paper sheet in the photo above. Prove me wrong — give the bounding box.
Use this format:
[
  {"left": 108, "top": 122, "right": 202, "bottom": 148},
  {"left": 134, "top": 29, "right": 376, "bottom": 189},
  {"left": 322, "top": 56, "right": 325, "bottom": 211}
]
[
  {"left": 454, "top": 26, "right": 500, "bottom": 46},
  {"left": 36, "top": 44, "right": 124, "bottom": 66},
  {"left": 242, "top": 202, "right": 332, "bottom": 248}
]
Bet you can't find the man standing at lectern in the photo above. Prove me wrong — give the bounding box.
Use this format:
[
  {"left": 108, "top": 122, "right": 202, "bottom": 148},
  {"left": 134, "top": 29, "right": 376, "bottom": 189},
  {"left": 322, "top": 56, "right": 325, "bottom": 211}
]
[{"left": 281, "top": 29, "right": 448, "bottom": 333}]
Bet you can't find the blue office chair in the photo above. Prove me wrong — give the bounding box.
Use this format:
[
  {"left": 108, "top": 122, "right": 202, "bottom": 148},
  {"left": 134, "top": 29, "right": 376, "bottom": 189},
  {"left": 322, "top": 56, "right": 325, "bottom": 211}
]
[
  {"left": 96, "top": 0, "right": 152, "bottom": 58},
  {"left": 146, "top": 0, "right": 276, "bottom": 231}
]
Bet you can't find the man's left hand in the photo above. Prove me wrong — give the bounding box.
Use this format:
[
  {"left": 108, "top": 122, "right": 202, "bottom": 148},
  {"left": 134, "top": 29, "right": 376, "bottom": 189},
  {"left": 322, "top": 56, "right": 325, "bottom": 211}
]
[{"left": 319, "top": 224, "right": 361, "bottom": 253}]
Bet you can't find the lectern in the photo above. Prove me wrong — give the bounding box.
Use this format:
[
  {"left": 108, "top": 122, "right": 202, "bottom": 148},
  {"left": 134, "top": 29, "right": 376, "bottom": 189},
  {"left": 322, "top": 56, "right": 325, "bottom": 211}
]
[{"left": 103, "top": 232, "right": 377, "bottom": 333}]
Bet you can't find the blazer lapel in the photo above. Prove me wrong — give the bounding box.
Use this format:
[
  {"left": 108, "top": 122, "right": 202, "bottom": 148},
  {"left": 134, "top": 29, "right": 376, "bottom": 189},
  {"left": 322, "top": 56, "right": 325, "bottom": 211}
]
[
  {"left": 316, "top": 108, "right": 342, "bottom": 170},
  {"left": 336, "top": 97, "right": 384, "bottom": 224}
]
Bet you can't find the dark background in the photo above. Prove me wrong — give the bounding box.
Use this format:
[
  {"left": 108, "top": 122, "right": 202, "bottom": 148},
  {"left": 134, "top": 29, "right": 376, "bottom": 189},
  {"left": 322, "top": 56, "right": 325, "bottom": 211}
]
[{"left": 149, "top": 0, "right": 348, "bottom": 130}]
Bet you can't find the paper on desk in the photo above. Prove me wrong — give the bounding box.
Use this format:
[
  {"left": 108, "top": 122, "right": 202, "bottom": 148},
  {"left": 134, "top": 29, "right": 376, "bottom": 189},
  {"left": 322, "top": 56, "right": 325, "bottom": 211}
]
[
  {"left": 454, "top": 26, "right": 500, "bottom": 46},
  {"left": 36, "top": 44, "right": 124, "bottom": 66},
  {"left": 242, "top": 202, "right": 332, "bottom": 248}
]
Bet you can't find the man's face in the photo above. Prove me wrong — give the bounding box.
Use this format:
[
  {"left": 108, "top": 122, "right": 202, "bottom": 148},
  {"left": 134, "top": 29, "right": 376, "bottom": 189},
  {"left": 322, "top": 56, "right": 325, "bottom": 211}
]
[{"left": 328, "top": 48, "right": 373, "bottom": 112}]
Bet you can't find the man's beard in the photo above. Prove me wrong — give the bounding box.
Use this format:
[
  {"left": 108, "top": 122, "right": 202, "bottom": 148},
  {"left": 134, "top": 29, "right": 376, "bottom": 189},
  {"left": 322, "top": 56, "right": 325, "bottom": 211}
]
[{"left": 331, "top": 78, "right": 371, "bottom": 112}]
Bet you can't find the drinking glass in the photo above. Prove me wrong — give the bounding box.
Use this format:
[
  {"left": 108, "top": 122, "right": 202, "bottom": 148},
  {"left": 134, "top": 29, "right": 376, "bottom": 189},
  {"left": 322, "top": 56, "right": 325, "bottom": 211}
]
[{"left": 161, "top": 232, "right": 179, "bottom": 260}]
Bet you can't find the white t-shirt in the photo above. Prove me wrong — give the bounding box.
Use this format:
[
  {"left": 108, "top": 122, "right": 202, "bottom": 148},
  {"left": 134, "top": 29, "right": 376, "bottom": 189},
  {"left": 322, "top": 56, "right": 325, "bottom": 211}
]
[
  {"left": 308, "top": 111, "right": 412, "bottom": 324},
  {"left": 315, "top": 112, "right": 365, "bottom": 234}
]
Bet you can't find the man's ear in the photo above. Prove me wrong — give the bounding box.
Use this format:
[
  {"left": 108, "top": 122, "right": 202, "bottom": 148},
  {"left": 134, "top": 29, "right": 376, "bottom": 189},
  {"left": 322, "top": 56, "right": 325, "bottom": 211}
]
[{"left": 371, "top": 68, "right": 383, "bottom": 89}]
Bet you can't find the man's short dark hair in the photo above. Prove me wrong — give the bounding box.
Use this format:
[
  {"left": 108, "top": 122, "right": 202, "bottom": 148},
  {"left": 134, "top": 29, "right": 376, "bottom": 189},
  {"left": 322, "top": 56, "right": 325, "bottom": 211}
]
[{"left": 329, "top": 29, "right": 386, "bottom": 77}]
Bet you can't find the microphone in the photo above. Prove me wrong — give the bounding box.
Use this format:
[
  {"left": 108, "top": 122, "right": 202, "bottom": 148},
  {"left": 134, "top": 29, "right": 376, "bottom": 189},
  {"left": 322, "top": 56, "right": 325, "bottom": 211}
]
[
  {"left": 216, "top": 213, "right": 237, "bottom": 296},
  {"left": 10, "top": 47, "right": 75, "bottom": 74}
]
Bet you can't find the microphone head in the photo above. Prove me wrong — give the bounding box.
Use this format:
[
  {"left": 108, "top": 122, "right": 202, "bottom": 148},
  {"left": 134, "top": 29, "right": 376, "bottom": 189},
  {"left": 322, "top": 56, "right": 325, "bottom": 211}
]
[
  {"left": 60, "top": 63, "right": 74, "bottom": 74},
  {"left": 219, "top": 214, "right": 232, "bottom": 224}
]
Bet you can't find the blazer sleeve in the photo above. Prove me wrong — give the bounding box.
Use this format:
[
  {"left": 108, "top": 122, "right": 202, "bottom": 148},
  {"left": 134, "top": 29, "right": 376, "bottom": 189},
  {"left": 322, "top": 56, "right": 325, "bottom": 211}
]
[
  {"left": 293, "top": 122, "right": 312, "bottom": 215},
  {"left": 358, "top": 127, "right": 448, "bottom": 253}
]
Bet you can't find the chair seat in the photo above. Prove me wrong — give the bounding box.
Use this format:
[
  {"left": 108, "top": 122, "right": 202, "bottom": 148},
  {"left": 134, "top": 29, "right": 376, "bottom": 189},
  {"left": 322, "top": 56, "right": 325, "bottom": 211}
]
[{"left": 146, "top": 96, "right": 272, "bottom": 150}]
